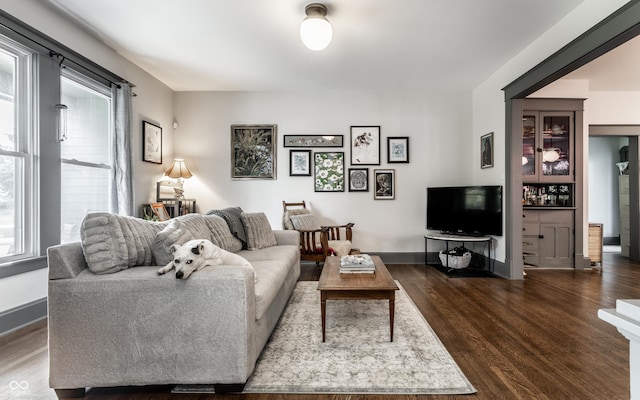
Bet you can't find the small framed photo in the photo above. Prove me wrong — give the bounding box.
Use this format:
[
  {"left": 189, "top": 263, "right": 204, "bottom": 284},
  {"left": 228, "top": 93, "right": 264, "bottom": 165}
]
[
  {"left": 143, "top": 121, "right": 162, "bottom": 164},
  {"left": 348, "top": 168, "right": 369, "bottom": 192},
  {"left": 231, "top": 124, "right": 277, "bottom": 179},
  {"left": 481, "top": 132, "right": 494, "bottom": 169},
  {"left": 387, "top": 137, "right": 409, "bottom": 163},
  {"left": 283, "top": 135, "right": 343, "bottom": 147},
  {"left": 289, "top": 149, "right": 312, "bottom": 176},
  {"left": 350, "top": 126, "right": 380, "bottom": 165},
  {"left": 150, "top": 202, "right": 171, "bottom": 221},
  {"left": 374, "top": 169, "right": 395, "bottom": 200},
  {"left": 314, "top": 152, "right": 344, "bottom": 192}
]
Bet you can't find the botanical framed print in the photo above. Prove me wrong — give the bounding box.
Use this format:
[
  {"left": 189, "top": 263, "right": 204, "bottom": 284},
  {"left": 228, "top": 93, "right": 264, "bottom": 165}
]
[
  {"left": 481, "top": 131, "right": 494, "bottom": 169},
  {"left": 350, "top": 126, "right": 380, "bottom": 165},
  {"left": 284, "top": 135, "right": 343, "bottom": 148},
  {"left": 289, "top": 150, "right": 312, "bottom": 176},
  {"left": 314, "top": 152, "right": 344, "bottom": 192},
  {"left": 387, "top": 136, "right": 409, "bottom": 163},
  {"left": 231, "top": 124, "right": 277, "bottom": 180},
  {"left": 374, "top": 169, "right": 395, "bottom": 200},
  {"left": 348, "top": 168, "right": 369, "bottom": 192},
  {"left": 142, "top": 121, "right": 162, "bottom": 164}
]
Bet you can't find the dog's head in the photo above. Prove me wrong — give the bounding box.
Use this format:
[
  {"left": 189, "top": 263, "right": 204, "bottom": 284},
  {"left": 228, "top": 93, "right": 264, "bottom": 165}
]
[{"left": 170, "top": 240, "right": 217, "bottom": 279}]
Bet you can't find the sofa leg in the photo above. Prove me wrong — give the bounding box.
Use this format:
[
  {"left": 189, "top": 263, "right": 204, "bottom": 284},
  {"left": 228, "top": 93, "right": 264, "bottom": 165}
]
[
  {"left": 213, "top": 383, "right": 245, "bottom": 393},
  {"left": 54, "top": 388, "right": 85, "bottom": 398}
]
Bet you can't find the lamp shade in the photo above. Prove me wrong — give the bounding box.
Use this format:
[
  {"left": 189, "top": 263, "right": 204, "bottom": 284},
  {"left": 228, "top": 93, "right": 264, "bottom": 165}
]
[
  {"left": 300, "top": 3, "right": 332, "bottom": 51},
  {"left": 165, "top": 159, "right": 192, "bottom": 179}
]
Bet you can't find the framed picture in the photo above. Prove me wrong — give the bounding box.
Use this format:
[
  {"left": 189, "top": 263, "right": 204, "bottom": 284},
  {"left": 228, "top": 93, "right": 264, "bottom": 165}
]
[
  {"left": 284, "top": 135, "right": 343, "bottom": 148},
  {"left": 374, "top": 169, "right": 395, "bottom": 200},
  {"left": 314, "top": 152, "right": 344, "bottom": 192},
  {"left": 289, "top": 149, "right": 312, "bottom": 176},
  {"left": 481, "top": 132, "right": 494, "bottom": 169},
  {"left": 231, "top": 124, "right": 277, "bottom": 180},
  {"left": 387, "top": 137, "right": 409, "bottom": 163},
  {"left": 350, "top": 126, "right": 380, "bottom": 165},
  {"left": 150, "top": 202, "right": 171, "bottom": 221},
  {"left": 143, "top": 121, "right": 162, "bottom": 164},
  {"left": 348, "top": 168, "right": 369, "bottom": 192}
]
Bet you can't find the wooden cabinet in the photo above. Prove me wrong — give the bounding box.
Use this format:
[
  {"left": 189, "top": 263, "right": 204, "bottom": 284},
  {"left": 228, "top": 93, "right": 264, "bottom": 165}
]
[
  {"left": 588, "top": 223, "right": 603, "bottom": 266},
  {"left": 523, "top": 210, "right": 574, "bottom": 268}
]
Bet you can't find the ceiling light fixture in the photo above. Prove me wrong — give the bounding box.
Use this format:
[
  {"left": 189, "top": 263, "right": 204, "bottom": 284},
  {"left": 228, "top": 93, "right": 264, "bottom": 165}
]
[{"left": 300, "top": 3, "right": 332, "bottom": 51}]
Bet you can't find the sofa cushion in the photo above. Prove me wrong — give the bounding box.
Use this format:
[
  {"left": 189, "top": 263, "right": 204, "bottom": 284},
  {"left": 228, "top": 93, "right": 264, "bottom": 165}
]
[
  {"left": 282, "top": 208, "right": 311, "bottom": 230},
  {"left": 206, "top": 207, "right": 247, "bottom": 246},
  {"left": 241, "top": 212, "right": 277, "bottom": 250},
  {"left": 81, "top": 212, "right": 166, "bottom": 274},
  {"left": 152, "top": 214, "right": 243, "bottom": 266}
]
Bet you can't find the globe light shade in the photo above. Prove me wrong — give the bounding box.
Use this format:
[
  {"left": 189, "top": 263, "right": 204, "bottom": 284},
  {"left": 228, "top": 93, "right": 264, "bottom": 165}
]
[{"left": 300, "top": 3, "right": 332, "bottom": 51}]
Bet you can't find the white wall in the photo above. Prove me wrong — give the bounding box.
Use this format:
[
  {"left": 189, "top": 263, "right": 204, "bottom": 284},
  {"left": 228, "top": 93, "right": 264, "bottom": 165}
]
[
  {"left": 174, "top": 90, "right": 473, "bottom": 254},
  {"left": 0, "top": 0, "right": 174, "bottom": 313}
]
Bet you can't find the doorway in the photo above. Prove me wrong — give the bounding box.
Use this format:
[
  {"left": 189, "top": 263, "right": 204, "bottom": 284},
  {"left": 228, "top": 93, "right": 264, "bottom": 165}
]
[{"left": 503, "top": 1, "right": 640, "bottom": 279}]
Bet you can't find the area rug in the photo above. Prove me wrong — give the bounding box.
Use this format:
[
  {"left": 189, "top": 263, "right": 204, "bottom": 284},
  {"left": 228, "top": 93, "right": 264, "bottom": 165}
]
[{"left": 174, "top": 281, "right": 475, "bottom": 395}]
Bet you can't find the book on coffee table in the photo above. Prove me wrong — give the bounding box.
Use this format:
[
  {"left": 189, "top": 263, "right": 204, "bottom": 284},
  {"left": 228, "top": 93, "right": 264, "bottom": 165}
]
[{"left": 340, "top": 254, "right": 375, "bottom": 273}]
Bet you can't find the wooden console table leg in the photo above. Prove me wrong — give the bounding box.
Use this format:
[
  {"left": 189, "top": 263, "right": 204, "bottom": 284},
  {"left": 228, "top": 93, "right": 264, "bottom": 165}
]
[{"left": 321, "top": 291, "right": 327, "bottom": 342}]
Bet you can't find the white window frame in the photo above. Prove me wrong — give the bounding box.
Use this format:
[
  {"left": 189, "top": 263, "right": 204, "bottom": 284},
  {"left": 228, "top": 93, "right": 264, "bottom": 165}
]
[
  {"left": 59, "top": 68, "right": 114, "bottom": 243},
  {"left": 0, "top": 36, "right": 37, "bottom": 264}
]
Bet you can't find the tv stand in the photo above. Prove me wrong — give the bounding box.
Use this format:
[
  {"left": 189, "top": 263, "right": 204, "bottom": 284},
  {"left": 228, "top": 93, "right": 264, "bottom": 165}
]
[{"left": 424, "top": 233, "right": 493, "bottom": 273}]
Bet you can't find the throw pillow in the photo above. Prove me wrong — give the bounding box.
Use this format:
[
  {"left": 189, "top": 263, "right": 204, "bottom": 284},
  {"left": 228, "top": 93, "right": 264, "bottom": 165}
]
[
  {"left": 81, "top": 212, "right": 166, "bottom": 274},
  {"left": 290, "top": 213, "right": 321, "bottom": 231},
  {"left": 241, "top": 212, "right": 277, "bottom": 250},
  {"left": 206, "top": 207, "right": 247, "bottom": 246},
  {"left": 282, "top": 208, "right": 311, "bottom": 230}
]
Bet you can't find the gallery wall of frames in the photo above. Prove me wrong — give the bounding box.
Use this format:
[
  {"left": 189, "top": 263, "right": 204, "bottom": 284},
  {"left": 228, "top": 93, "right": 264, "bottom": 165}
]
[{"left": 231, "top": 124, "right": 409, "bottom": 200}]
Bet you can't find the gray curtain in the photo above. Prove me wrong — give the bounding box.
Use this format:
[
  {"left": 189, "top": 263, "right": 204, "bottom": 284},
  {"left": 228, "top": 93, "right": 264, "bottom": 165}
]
[{"left": 112, "top": 82, "right": 134, "bottom": 216}]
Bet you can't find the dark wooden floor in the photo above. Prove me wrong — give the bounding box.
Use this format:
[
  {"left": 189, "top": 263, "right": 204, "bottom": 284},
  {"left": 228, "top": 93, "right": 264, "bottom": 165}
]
[{"left": 1, "top": 253, "right": 636, "bottom": 400}]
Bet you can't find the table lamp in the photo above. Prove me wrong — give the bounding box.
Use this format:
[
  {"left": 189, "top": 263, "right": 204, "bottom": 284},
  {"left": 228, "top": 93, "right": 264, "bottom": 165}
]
[{"left": 165, "top": 159, "right": 192, "bottom": 200}]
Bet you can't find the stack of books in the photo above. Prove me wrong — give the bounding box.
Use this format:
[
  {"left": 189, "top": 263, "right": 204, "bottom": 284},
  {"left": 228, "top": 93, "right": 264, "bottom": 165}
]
[{"left": 340, "top": 254, "right": 375, "bottom": 274}]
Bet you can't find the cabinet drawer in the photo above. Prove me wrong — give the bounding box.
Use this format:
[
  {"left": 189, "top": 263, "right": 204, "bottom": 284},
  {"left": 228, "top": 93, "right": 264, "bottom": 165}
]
[
  {"left": 539, "top": 210, "right": 572, "bottom": 223},
  {"left": 522, "top": 210, "right": 539, "bottom": 221},
  {"left": 523, "top": 238, "right": 538, "bottom": 250},
  {"left": 524, "top": 254, "right": 539, "bottom": 266},
  {"left": 522, "top": 222, "right": 540, "bottom": 236}
]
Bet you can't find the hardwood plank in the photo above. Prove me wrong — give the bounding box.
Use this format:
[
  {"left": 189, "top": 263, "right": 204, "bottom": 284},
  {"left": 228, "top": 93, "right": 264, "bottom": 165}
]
[{"left": 0, "top": 252, "right": 636, "bottom": 399}]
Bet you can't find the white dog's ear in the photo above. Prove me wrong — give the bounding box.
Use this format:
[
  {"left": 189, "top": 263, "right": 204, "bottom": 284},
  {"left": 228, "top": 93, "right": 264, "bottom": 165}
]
[
  {"left": 192, "top": 241, "right": 206, "bottom": 255},
  {"left": 170, "top": 244, "right": 181, "bottom": 254}
]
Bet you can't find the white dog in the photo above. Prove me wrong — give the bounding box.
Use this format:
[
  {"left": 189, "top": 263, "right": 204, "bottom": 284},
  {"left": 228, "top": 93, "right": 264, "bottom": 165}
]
[{"left": 157, "top": 239, "right": 256, "bottom": 282}]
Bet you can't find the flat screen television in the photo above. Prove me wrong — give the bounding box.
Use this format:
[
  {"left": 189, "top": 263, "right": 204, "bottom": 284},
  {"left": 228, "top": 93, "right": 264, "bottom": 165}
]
[{"left": 426, "top": 185, "right": 503, "bottom": 236}]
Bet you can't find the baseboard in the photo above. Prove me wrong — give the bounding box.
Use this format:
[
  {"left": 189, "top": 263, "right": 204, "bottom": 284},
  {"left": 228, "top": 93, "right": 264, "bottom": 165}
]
[
  {"left": 0, "top": 298, "right": 47, "bottom": 337},
  {"left": 369, "top": 252, "right": 425, "bottom": 264}
]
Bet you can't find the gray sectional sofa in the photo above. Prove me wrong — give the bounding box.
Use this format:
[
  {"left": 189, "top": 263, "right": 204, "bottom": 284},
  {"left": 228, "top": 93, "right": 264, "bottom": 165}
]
[{"left": 47, "top": 210, "right": 300, "bottom": 398}]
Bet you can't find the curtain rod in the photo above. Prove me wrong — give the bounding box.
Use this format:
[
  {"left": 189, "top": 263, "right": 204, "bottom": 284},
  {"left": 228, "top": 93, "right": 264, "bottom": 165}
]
[{"left": 0, "top": 10, "right": 135, "bottom": 89}]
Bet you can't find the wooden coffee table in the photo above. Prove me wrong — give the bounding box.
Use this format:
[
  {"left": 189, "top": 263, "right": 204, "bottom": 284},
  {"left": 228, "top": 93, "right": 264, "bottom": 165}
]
[{"left": 317, "top": 255, "right": 399, "bottom": 342}]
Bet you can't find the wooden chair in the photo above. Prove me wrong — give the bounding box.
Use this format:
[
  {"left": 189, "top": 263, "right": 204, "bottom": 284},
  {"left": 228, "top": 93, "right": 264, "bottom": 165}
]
[{"left": 282, "top": 201, "right": 356, "bottom": 265}]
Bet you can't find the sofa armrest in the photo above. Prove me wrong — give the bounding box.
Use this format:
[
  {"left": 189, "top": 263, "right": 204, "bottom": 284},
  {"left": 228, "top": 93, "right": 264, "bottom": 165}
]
[
  {"left": 273, "top": 230, "right": 299, "bottom": 247},
  {"left": 47, "top": 242, "right": 88, "bottom": 280}
]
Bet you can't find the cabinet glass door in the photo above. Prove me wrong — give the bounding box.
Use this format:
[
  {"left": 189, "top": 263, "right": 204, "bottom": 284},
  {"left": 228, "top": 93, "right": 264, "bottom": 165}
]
[
  {"left": 522, "top": 115, "right": 536, "bottom": 176},
  {"left": 542, "top": 115, "right": 571, "bottom": 176}
]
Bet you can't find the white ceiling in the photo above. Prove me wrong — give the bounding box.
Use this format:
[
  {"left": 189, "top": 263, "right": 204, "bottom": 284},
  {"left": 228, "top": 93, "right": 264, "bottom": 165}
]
[{"left": 46, "top": 0, "right": 593, "bottom": 92}]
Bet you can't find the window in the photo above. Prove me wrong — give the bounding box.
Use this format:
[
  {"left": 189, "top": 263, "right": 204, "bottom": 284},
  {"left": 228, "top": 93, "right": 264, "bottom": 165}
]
[
  {"left": 0, "top": 37, "right": 35, "bottom": 263},
  {"left": 60, "top": 70, "right": 113, "bottom": 243}
]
